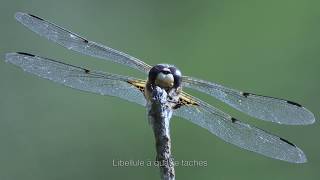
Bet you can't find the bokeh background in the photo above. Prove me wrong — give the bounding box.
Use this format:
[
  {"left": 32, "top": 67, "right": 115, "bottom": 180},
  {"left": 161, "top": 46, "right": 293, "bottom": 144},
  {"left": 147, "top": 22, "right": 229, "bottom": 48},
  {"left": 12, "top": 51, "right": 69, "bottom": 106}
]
[{"left": 0, "top": 0, "right": 319, "bottom": 179}]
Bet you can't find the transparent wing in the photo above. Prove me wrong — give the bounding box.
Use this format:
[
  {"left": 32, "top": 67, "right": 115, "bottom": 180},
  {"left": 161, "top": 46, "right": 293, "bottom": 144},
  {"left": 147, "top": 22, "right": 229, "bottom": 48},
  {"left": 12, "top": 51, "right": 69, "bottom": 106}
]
[
  {"left": 14, "top": 12, "right": 152, "bottom": 73},
  {"left": 182, "top": 76, "right": 315, "bottom": 125},
  {"left": 174, "top": 93, "right": 307, "bottom": 163},
  {"left": 4, "top": 52, "right": 147, "bottom": 106}
]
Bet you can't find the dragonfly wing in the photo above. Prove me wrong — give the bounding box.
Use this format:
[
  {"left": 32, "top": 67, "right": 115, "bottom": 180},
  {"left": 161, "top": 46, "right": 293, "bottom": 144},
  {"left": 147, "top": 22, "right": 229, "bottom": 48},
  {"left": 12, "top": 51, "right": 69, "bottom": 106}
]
[
  {"left": 182, "top": 76, "right": 315, "bottom": 125},
  {"left": 4, "top": 52, "right": 147, "bottom": 106},
  {"left": 173, "top": 93, "right": 307, "bottom": 163},
  {"left": 14, "top": 12, "right": 152, "bottom": 74}
]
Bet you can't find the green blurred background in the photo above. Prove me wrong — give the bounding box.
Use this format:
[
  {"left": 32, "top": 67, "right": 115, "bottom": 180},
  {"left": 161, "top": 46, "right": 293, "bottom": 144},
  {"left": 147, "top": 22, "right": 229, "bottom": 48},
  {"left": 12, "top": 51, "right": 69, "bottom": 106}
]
[{"left": 0, "top": 0, "right": 319, "bottom": 179}]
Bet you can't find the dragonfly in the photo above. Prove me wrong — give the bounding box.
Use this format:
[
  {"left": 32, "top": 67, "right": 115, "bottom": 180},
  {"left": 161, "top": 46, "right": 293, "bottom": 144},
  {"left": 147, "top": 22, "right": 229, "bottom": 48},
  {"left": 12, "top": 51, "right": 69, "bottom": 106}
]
[{"left": 4, "top": 12, "right": 315, "bottom": 164}]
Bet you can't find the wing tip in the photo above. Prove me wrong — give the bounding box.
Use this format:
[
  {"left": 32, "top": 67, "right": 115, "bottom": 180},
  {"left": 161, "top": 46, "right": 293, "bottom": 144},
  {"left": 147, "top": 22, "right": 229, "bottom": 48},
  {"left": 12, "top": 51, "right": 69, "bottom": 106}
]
[
  {"left": 278, "top": 100, "right": 315, "bottom": 125},
  {"left": 285, "top": 100, "right": 315, "bottom": 125},
  {"left": 296, "top": 107, "right": 316, "bottom": 125},
  {"left": 15, "top": 12, "right": 44, "bottom": 23},
  {"left": 14, "top": 12, "right": 25, "bottom": 21},
  {"left": 293, "top": 147, "right": 308, "bottom": 164},
  {"left": 279, "top": 138, "right": 308, "bottom": 163},
  {"left": 272, "top": 138, "right": 307, "bottom": 163},
  {"left": 4, "top": 52, "right": 36, "bottom": 64},
  {"left": 4, "top": 52, "right": 17, "bottom": 63},
  {"left": 276, "top": 108, "right": 315, "bottom": 125},
  {"left": 305, "top": 108, "right": 316, "bottom": 124}
]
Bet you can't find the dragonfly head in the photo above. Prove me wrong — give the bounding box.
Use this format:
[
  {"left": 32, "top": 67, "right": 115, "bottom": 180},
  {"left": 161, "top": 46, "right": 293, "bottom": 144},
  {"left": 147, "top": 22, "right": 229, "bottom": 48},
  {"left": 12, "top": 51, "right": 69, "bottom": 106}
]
[{"left": 148, "top": 64, "right": 182, "bottom": 90}]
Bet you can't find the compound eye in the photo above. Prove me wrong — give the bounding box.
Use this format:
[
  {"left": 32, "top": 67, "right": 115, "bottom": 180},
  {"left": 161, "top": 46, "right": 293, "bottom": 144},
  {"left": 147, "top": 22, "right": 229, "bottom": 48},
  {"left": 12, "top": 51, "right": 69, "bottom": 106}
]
[
  {"left": 169, "top": 67, "right": 181, "bottom": 77},
  {"left": 169, "top": 67, "right": 182, "bottom": 88},
  {"left": 174, "top": 69, "right": 181, "bottom": 77}
]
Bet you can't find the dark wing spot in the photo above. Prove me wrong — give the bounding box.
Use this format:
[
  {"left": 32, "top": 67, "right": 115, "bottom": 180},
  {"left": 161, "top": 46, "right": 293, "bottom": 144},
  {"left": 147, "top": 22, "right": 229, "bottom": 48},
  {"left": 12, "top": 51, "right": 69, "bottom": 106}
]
[
  {"left": 84, "top": 69, "right": 90, "bottom": 73},
  {"left": 83, "top": 39, "right": 89, "bottom": 43},
  {"left": 231, "top": 117, "right": 239, "bottom": 123},
  {"left": 242, "top": 92, "right": 250, "bottom": 97},
  {"left": 173, "top": 104, "right": 182, "bottom": 110},
  {"left": 138, "top": 86, "right": 144, "bottom": 93},
  {"left": 173, "top": 97, "right": 199, "bottom": 110},
  {"left": 287, "top": 101, "right": 302, "bottom": 107},
  {"left": 280, "top": 137, "right": 296, "bottom": 147},
  {"left": 17, "top": 52, "right": 35, "bottom": 57},
  {"left": 173, "top": 100, "right": 187, "bottom": 110},
  {"left": 28, "top": 14, "right": 44, "bottom": 21}
]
